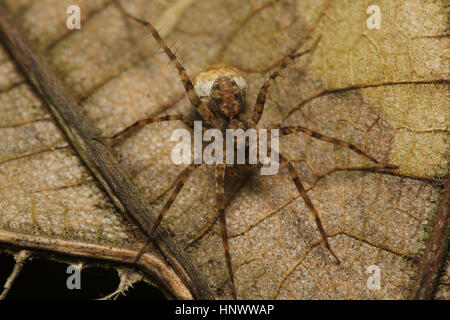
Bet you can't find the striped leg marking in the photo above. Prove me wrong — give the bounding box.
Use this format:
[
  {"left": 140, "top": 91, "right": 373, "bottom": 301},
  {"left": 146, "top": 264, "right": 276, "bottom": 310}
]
[
  {"left": 215, "top": 164, "right": 237, "bottom": 299},
  {"left": 115, "top": 1, "right": 220, "bottom": 127},
  {"left": 99, "top": 115, "right": 194, "bottom": 147},
  {"left": 280, "top": 126, "right": 398, "bottom": 169},
  {"left": 250, "top": 37, "right": 321, "bottom": 127},
  {"left": 280, "top": 154, "right": 341, "bottom": 264},
  {"left": 133, "top": 163, "right": 200, "bottom": 263}
]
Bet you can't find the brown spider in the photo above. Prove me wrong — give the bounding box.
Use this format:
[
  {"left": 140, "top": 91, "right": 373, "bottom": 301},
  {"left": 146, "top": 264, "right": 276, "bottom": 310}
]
[{"left": 102, "top": 2, "right": 398, "bottom": 299}]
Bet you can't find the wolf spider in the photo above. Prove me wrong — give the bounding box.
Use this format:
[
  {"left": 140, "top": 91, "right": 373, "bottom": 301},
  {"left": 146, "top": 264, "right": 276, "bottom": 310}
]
[{"left": 102, "top": 2, "right": 398, "bottom": 299}]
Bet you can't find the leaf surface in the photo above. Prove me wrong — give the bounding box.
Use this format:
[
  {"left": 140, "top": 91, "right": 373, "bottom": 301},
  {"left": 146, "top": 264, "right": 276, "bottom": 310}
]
[{"left": 0, "top": 0, "right": 448, "bottom": 299}]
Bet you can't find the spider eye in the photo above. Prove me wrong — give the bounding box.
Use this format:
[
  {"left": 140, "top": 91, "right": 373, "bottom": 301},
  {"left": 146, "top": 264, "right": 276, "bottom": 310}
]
[{"left": 193, "top": 65, "right": 247, "bottom": 103}]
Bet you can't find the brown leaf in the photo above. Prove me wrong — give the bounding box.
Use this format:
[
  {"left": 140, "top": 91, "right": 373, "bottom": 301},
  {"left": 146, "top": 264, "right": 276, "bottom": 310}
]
[{"left": 0, "top": 0, "right": 448, "bottom": 299}]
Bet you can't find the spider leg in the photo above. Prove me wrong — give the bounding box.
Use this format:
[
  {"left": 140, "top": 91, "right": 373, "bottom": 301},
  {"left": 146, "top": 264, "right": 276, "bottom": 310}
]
[
  {"left": 133, "top": 163, "right": 201, "bottom": 263},
  {"left": 115, "top": 1, "right": 220, "bottom": 127},
  {"left": 97, "top": 115, "right": 194, "bottom": 147},
  {"left": 280, "top": 154, "right": 341, "bottom": 265},
  {"left": 150, "top": 163, "right": 200, "bottom": 237},
  {"left": 249, "top": 37, "right": 321, "bottom": 127},
  {"left": 215, "top": 164, "right": 237, "bottom": 299},
  {"left": 279, "top": 126, "right": 398, "bottom": 169},
  {"left": 183, "top": 168, "right": 252, "bottom": 250}
]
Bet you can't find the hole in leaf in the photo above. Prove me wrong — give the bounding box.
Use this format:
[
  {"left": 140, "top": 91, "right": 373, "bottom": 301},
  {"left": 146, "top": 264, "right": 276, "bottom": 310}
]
[
  {"left": 0, "top": 253, "right": 15, "bottom": 288},
  {"left": 2, "top": 258, "right": 165, "bottom": 299},
  {"left": 119, "top": 281, "right": 166, "bottom": 300}
]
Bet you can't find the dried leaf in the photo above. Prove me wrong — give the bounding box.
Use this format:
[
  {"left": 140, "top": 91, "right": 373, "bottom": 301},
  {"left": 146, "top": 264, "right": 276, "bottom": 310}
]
[{"left": 0, "top": 0, "right": 448, "bottom": 299}]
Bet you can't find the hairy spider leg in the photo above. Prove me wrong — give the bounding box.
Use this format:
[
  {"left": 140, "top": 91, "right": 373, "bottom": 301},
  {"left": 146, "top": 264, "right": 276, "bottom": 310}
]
[
  {"left": 249, "top": 36, "right": 321, "bottom": 127},
  {"left": 133, "top": 163, "right": 201, "bottom": 263},
  {"left": 215, "top": 163, "right": 237, "bottom": 299},
  {"left": 115, "top": 1, "right": 220, "bottom": 127},
  {"left": 279, "top": 154, "right": 341, "bottom": 264},
  {"left": 100, "top": 115, "right": 194, "bottom": 147},
  {"left": 183, "top": 168, "right": 253, "bottom": 250},
  {"left": 279, "top": 126, "right": 398, "bottom": 169}
]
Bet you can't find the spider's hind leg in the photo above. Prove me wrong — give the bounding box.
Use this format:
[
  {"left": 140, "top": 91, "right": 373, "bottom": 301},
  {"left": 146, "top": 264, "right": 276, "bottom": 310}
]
[
  {"left": 280, "top": 154, "right": 341, "bottom": 265},
  {"left": 215, "top": 164, "right": 237, "bottom": 299}
]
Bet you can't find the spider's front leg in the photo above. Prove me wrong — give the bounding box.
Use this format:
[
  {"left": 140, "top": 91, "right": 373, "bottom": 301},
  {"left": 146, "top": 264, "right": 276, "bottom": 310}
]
[
  {"left": 249, "top": 37, "right": 321, "bottom": 127},
  {"left": 215, "top": 164, "right": 237, "bottom": 299},
  {"left": 280, "top": 154, "right": 341, "bottom": 265},
  {"left": 114, "top": 0, "right": 220, "bottom": 128}
]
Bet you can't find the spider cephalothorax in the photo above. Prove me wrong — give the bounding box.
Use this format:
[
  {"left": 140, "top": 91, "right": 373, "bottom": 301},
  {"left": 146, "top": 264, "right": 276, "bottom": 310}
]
[
  {"left": 106, "top": 2, "right": 398, "bottom": 299},
  {"left": 194, "top": 66, "right": 248, "bottom": 125}
]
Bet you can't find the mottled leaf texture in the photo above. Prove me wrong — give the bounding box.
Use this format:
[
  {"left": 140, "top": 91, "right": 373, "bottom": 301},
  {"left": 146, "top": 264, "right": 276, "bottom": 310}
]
[{"left": 0, "top": 0, "right": 448, "bottom": 300}]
